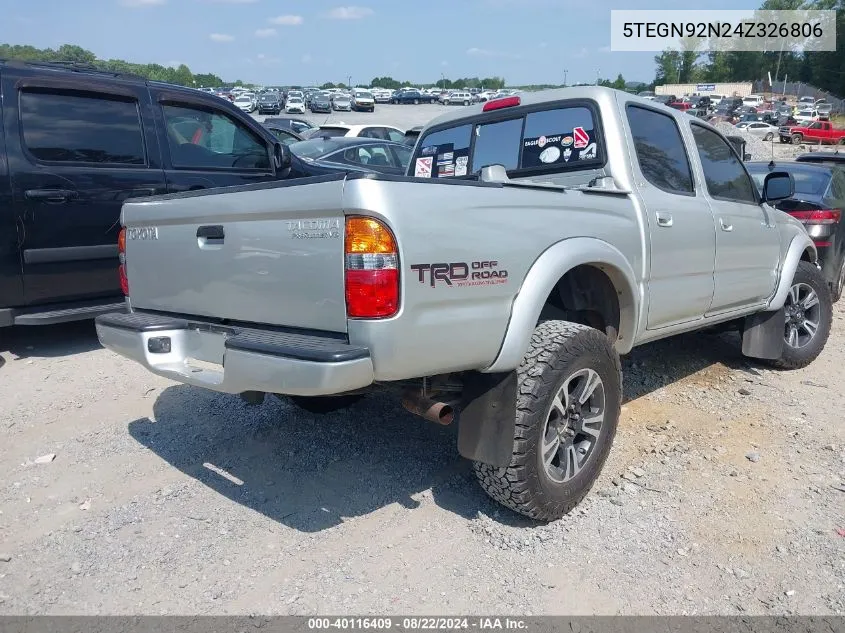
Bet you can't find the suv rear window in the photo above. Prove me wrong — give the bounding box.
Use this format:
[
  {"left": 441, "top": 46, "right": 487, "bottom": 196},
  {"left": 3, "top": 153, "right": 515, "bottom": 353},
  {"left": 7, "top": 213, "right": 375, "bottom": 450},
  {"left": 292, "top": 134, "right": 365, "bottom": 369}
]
[
  {"left": 413, "top": 103, "right": 601, "bottom": 178},
  {"left": 20, "top": 90, "right": 145, "bottom": 165}
]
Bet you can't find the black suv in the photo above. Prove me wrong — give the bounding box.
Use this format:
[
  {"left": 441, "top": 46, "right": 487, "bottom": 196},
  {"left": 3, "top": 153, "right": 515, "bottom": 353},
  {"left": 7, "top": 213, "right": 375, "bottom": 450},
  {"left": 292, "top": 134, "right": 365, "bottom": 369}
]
[
  {"left": 0, "top": 60, "right": 292, "bottom": 329},
  {"left": 257, "top": 92, "right": 282, "bottom": 115}
]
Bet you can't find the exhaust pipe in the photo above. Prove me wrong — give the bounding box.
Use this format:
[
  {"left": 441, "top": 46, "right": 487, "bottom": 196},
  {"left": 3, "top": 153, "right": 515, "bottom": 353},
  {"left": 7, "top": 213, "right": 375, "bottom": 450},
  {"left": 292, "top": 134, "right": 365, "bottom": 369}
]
[{"left": 401, "top": 392, "right": 454, "bottom": 425}]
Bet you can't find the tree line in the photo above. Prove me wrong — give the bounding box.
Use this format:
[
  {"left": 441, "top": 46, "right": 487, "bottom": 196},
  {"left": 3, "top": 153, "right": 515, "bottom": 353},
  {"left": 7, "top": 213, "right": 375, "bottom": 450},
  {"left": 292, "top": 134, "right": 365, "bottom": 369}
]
[
  {"left": 368, "top": 76, "right": 507, "bottom": 90},
  {"left": 652, "top": 0, "right": 845, "bottom": 97},
  {"left": 0, "top": 43, "right": 227, "bottom": 88}
]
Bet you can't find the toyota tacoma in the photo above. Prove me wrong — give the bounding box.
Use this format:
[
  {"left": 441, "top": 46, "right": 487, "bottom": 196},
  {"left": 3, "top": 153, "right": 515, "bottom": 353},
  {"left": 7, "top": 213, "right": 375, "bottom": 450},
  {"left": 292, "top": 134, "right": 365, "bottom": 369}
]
[{"left": 95, "top": 88, "right": 833, "bottom": 521}]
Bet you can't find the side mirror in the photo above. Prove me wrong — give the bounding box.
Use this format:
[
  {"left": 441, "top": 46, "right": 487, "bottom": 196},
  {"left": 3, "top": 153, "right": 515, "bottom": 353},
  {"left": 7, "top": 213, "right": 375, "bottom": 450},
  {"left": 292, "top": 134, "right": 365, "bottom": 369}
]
[
  {"left": 762, "top": 171, "right": 794, "bottom": 202},
  {"left": 744, "top": 153, "right": 752, "bottom": 161},
  {"left": 273, "top": 142, "right": 291, "bottom": 170}
]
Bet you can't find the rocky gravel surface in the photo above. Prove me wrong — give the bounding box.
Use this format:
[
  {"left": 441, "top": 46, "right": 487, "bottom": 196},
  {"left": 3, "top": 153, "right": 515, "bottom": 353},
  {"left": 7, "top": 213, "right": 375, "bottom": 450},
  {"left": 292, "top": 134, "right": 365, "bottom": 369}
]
[
  {"left": 1, "top": 304, "right": 843, "bottom": 615},
  {"left": 712, "top": 120, "right": 837, "bottom": 163}
]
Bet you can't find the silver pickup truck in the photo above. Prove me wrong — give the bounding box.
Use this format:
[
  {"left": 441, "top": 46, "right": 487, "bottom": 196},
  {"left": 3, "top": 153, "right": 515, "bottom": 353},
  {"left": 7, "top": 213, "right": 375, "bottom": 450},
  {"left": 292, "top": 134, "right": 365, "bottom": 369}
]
[{"left": 96, "top": 87, "right": 833, "bottom": 521}]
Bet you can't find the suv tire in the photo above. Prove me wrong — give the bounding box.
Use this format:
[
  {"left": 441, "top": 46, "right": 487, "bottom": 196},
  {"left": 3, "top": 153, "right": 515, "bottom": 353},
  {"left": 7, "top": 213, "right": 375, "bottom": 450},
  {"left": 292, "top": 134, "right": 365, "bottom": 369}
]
[
  {"left": 473, "top": 321, "right": 622, "bottom": 521},
  {"left": 766, "top": 261, "right": 832, "bottom": 369}
]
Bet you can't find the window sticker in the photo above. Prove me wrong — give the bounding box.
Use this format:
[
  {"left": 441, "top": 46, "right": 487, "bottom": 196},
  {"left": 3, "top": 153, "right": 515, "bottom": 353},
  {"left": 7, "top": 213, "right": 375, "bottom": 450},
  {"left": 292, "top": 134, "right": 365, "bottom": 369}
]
[
  {"left": 523, "top": 129, "right": 597, "bottom": 167},
  {"left": 414, "top": 156, "right": 433, "bottom": 177},
  {"left": 455, "top": 155, "right": 468, "bottom": 177}
]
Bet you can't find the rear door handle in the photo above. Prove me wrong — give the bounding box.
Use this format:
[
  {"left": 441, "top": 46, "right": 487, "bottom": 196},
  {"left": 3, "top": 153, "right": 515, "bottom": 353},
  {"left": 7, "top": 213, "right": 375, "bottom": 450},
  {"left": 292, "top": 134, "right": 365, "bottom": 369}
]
[
  {"left": 197, "top": 225, "right": 225, "bottom": 240},
  {"left": 25, "top": 189, "right": 77, "bottom": 204},
  {"left": 720, "top": 218, "right": 733, "bottom": 232},
  {"left": 126, "top": 187, "right": 159, "bottom": 199},
  {"left": 656, "top": 212, "right": 673, "bottom": 227}
]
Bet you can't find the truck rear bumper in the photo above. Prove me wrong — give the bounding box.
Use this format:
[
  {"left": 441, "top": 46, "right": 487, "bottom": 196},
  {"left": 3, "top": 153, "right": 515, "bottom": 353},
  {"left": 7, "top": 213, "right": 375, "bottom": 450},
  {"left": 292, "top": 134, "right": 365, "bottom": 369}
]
[{"left": 95, "top": 312, "right": 374, "bottom": 396}]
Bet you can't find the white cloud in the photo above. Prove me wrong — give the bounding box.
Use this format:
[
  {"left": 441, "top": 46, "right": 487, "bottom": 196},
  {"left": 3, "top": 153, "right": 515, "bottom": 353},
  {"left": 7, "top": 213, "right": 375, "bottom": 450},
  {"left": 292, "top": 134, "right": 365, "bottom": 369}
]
[
  {"left": 164, "top": 60, "right": 183, "bottom": 67},
  {"left": 255, "top": 28, "right": 277, "bottom": 37},
  {"left": 324, "top": 6, "right": 373, "bottom": 20},
  {"left": 301, "top": 54, "right": 313, "bottom": 64},
  {"left": 441, "top": 61, "right": 449, "bottom": 67},
  {"left": 573, "top": 47, "right": 589, "bottom": 58},
  {"left": 598, "top": 46, "right": 611, "bottom": 53},
  {"left": 538, "top": 41, "right": 548, "bottom": 48},
  {"left": 269, "top": 14, "right": 303, "bottom": 25},
  {"left": 209, "top": 33, "right": 235, "bottom": 42},
  {"left": 466, "top": 47, "right": 521, "bottom": 60},
  {"left": 119, "top": 0, "right": 166, "bottom": 7},
  {"left": 204, "top": 0, "right": 258, "bottom": 3}
]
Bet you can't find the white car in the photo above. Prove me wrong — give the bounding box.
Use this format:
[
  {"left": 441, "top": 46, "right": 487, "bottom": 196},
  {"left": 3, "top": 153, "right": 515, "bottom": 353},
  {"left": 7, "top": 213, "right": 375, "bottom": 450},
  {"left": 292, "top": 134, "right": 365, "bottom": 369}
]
[
  {"left": 738, "top": 121, "right": 779, "bottom": 141},
  {"left": 233, "top": 95, "right": 254, "bottom": 113},
  {"left": 794, "top": 109, "right": 819, "bottom": 124},
  {"left": 447, "top": 91, "right": 473, "bottom": 105},
  {"left": 285, "top": 97, "right": 306, "bottom": 114},
  {"left": 351, "top": 91, "right": 375, "bottom": 112},
  {"left": 304, "top": 124, "right": 406, "bottom": 142},
  {"left": 372, "top": 90, "right": 392, "bottom": 103}
]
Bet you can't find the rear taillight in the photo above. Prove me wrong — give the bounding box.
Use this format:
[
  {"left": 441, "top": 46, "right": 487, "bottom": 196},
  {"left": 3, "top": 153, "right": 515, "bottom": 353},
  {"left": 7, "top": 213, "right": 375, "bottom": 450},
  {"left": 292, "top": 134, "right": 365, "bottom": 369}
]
[
  {"left": 786, "top": 209, "right": 840, "bottom": 247},
  {"left": 118, "top": 227, "right": 128, "bottom": 295},
  {"left": 788, "top": 209, "right": 841, "bottom": 224},
  {"left": 345, "top": 217, "right": 399, "bottom": 318}
]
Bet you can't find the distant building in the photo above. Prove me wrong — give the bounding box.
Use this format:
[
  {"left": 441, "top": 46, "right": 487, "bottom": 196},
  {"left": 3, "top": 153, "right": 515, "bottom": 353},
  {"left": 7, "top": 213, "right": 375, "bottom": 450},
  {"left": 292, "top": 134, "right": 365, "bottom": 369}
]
[{"left": 656, "top": 82, "right": 753, "bottom": 97}]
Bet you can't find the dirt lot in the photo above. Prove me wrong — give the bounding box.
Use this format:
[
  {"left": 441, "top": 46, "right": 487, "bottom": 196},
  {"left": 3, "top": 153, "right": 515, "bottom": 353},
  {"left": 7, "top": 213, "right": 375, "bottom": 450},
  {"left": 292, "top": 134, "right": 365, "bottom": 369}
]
[{"left": 1, "top": 303, "right": 843, "bottom": 615}]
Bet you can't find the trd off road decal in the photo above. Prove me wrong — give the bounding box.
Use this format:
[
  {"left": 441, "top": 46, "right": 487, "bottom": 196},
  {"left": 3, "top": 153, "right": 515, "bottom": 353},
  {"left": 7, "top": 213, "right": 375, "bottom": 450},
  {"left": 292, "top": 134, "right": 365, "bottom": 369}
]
[{"left": 410, "top": 261, "right": 508, "bottom": 287}]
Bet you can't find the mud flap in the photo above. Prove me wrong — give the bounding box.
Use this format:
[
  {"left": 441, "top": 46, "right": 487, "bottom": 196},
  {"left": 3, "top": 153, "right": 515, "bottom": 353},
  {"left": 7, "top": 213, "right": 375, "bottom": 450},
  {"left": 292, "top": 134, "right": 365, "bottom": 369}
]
[
  {"left": 742, "top": 308, "right": 785, "bottom": 360},
  {"left": 458, "top": 371, "right": 517, "bottom": 467}
]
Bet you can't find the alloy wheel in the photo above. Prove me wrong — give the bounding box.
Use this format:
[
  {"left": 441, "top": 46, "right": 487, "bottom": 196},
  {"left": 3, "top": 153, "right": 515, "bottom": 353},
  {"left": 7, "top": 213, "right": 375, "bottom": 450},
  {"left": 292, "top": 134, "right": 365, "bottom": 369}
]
[
  {"left": 784, "top": 282, "right": 821, "bottom": 348},
  {"left": 541, "top": 368, "right": 606, "bottom": 483}
]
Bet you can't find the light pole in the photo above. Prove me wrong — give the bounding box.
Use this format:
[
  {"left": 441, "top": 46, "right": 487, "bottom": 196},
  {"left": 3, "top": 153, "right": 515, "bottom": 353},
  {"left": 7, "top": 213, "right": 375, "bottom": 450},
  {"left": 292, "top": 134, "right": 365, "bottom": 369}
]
[
  {"left": 596, "top": 69, "right": 600, "bottom": 85},
  {"left": 347, "top": 75, "right": 352, "bottom": 89},
  {"left": 563, "top": 69, "right": 568, "bottom": 87},
  {"left": 441, "top": 72, "right": 445, "bottom": 89}
]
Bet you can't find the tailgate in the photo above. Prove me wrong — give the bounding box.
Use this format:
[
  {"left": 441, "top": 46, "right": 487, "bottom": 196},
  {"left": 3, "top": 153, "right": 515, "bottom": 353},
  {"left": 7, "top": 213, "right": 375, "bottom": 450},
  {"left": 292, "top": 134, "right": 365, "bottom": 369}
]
[{"left": 123, "top": 176, "right": 348, "bottom": 333}]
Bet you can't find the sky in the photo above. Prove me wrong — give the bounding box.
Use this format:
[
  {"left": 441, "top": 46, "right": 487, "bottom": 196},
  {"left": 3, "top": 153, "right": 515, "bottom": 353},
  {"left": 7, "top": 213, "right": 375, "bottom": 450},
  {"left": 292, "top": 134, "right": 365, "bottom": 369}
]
[{"left": 3, "top": 0, "right": 764, "bottom": 87}]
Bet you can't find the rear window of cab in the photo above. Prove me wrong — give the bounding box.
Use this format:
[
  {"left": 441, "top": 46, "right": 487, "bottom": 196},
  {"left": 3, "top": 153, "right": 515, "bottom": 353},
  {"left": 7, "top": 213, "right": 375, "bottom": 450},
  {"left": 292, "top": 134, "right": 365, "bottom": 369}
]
[{"left": 412, "top": 103, "right": 601, "bottom": 179}]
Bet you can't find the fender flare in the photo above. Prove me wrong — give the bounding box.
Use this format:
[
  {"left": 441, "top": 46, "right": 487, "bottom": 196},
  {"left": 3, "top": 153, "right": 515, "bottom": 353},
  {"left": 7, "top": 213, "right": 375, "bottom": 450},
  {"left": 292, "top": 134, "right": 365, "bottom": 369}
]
[
  {"left": 765, "top": 234, "right": 817, "bottom": 311},
  {"left": 483, "top": 237, "right": 640, "bottom": 373}
]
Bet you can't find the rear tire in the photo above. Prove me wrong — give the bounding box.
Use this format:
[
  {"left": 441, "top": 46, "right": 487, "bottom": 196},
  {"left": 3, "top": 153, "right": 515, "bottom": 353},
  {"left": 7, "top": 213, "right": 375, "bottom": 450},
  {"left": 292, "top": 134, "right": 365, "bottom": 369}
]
[
  {"left": 792, "top": 133, "right": 803, "bottom": 144},
  {"left": 287, "top": 394, "right": 364, "bottom": 414},
  {"left": 766, "top": 261, "right": 832, "bottom": 369},
  {"left": 472, "top": 321, "right": 622, "bottom": 521},
  {"left": 464, "top": 100, "right": 470, "bottom": 106}
]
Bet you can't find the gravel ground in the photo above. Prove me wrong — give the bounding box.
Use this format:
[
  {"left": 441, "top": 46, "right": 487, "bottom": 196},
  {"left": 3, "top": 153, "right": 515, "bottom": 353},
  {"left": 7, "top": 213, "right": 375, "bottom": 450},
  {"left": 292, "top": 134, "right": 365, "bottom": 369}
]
[
  {"left": 1, "top": 306, "right": 843, "bottom": 615},
  {"left": 0, "top": 102, "right": 843, "bottom": 616}
]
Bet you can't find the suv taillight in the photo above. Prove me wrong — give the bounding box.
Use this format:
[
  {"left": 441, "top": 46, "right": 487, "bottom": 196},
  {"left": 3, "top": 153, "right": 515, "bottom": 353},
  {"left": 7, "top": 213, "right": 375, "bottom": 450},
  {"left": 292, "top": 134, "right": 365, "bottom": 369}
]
[
  {"left": 118, "top": 227, "right": 128, "bottom": 295},
  {"left": 345, "top": 217, "right": 399, "bottom": 318},
  {"left": 787, "top": 209, "right": 841, "bottom": 247}
]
